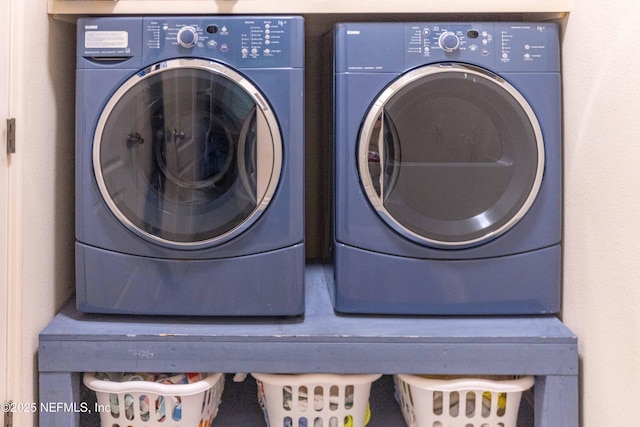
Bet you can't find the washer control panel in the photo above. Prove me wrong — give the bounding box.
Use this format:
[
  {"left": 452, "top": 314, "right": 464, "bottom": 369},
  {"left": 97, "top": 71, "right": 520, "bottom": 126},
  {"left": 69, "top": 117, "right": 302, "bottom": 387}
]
[
  {"left": 142, "top": 17, "right": 303, "bottom": 67},
  {"left": 78, "top": 16, "right": 304, "bottom": 69}
]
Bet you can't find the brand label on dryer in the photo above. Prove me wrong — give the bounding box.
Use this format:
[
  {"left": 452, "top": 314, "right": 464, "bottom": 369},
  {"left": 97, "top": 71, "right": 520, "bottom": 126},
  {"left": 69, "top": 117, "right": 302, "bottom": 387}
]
[{"left": 85, "top": 31, "right": 129, "bottom": 49}]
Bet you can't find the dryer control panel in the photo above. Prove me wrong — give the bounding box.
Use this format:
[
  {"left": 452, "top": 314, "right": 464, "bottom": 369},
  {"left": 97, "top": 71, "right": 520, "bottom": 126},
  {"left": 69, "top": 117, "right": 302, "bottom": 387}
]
[
  {"left": 405, "top": 23, "right": 495, "bottom": 58},
  {"left": 334, "top": 22, "right": 560, "bottom": 73}
]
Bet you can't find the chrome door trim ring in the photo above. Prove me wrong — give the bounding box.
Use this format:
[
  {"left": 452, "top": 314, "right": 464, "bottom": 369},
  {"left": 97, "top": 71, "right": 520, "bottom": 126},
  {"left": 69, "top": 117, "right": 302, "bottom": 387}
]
[
  {"left": 358, "top": 63, "right": 545, "bottom": 248},
  {"left": 93, "top": 58, "right": 283, "bottom": 249}
]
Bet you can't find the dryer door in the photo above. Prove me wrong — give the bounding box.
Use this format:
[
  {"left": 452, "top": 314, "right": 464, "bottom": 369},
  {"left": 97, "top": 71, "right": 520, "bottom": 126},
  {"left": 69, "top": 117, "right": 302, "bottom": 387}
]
[
  {"left": 94, "top": 58, "right": 282, "bottom": 248},
  {"left": 358, "top": 64, "right": 544, "bottom": 248}
]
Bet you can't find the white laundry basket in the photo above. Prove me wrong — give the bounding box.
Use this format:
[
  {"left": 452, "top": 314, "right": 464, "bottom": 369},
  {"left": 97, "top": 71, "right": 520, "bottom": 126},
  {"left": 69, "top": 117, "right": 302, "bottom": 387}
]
[
  {"left": 83, "top": 372, "right": 225, "bottom": 427},
  {"left": 394, "top": 374, "right": 534, "bottom": 427},
  {"left": 251, "top": 373, "right": 382, "bottom": 427}
]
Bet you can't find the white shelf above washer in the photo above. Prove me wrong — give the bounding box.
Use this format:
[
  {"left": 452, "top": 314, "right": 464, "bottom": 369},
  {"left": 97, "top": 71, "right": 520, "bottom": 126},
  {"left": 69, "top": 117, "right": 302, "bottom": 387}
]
[{"left": 48, "top": 0, "right": 570, "bottom": 17}]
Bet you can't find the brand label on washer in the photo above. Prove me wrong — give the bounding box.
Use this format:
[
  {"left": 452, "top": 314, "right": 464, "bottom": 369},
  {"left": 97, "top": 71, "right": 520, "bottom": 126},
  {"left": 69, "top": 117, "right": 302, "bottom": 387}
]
[{"left": 85, "top": 31, "right": 129, "bottom": 49}]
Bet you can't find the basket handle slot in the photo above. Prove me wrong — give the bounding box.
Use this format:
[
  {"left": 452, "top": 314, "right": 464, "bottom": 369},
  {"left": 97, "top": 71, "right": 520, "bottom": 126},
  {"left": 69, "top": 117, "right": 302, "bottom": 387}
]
[
  {"left": 124, "top": 394, "right": 134, "bottom": 420},
  {"left": 156, "top": 396, "right": 166, "bottom": 421},
  {"left": 466, "top": 391, "right": 476, "bottom": 417},
  {"left": 314, "top": 386, "right": 324, "bottom": 411},
  {"left": 139, "top": 395, "right": 150, "bottom": 421},
  {"left": 108, "top": 393, "right": 120, "bottom": 419},
  {"left": 432, "top": 391, "right": 443, "bottom": 415},
  {"left": 344, "top": 385, "right": 354, "bottom": 410},
  {"left": 448, "top": 391, "right": 460, "bottom": 417},
  {"left": 298, "top": 386, "right": 308, "bottom": 412},
  {"left": 329, "top": 385, "right": 339, "bottom": 410},
  {"left": 172, "top": 396, "right": 183, "bottom": 421},
  {"left": 497, "top": 392, "right": 507, "bottom": 417}
]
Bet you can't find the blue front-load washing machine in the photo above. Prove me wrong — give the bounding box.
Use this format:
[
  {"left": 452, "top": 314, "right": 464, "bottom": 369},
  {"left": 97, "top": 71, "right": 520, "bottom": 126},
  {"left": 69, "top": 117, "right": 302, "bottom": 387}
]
[
  {"left": 76, "top": 16, "right": 305, "bottom": 316},
  {"left": 331, "top": 22, "right": 562, "bottom": 315}
]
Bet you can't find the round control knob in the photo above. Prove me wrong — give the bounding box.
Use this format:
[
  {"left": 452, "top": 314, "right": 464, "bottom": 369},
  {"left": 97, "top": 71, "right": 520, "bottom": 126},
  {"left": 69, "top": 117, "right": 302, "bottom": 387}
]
[
  {"left": 177, "top": 26, "right": 198, "bottom": 48},
  {"left": 439, "top": 31, "right": 460, "bottom": 52}
]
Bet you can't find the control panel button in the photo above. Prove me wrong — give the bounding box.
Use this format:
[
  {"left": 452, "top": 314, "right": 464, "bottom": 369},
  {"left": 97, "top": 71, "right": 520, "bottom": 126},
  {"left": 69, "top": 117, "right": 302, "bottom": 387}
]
[
  {"left": 439, "top": 31, "right": 460, "bottom": 52},
  {"left": 177, "top": 26, "right": 198, "bottom": 48}
]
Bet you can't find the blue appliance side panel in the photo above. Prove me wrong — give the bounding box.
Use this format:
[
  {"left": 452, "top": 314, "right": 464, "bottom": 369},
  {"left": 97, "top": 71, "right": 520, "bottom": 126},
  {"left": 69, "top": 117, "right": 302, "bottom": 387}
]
[
  {"left": 76, "top": 242, "right": 305, "bottom": 316},
  {"left": 332, "top": 243, "right": 561, "bottom": 315}
]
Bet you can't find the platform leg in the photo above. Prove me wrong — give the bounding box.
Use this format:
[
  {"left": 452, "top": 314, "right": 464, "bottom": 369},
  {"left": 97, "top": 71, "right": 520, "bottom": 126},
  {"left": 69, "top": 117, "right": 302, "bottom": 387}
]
[
  {"left": 39, "top": 372, "right": 81, "bottom": 427},
  {"left": 534, "top": 375, "right": 579, "bottom": 427}
]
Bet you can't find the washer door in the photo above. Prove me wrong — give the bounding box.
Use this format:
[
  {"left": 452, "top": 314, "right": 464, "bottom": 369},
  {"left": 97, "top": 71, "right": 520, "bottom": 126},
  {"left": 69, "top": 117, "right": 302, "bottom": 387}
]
[
  {"left": 358, "top": 64, "right": 544, "bottom": 248},
  {"left": 94, "top": 58, "right": 282, "bottom": 248}
]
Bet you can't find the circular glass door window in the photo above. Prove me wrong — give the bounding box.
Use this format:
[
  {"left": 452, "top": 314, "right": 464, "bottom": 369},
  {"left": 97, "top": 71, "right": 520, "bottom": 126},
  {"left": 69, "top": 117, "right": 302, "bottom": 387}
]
[
  {"left": 358, "top": 64, "right": 544, "bottom": 248},
  {"left": 94, "top": 59, "right": 282, "bottom": 248}
]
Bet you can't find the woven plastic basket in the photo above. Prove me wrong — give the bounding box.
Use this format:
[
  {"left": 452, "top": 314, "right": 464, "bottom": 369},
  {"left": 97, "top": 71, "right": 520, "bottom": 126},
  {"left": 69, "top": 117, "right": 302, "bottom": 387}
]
[
  {"left": 394, "top": 374, "right": 534, "bottom": 427},
  {"left": 83, "top": 372, "right": 225, "bottom": 427},
  {"left": 252, "top": 373, "right": 382, "bottom": 427}
]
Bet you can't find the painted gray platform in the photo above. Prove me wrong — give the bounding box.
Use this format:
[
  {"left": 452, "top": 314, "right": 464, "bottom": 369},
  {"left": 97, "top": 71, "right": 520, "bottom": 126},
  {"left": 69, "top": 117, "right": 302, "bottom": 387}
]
[{"left": 38, "top": 263, "right": 578, "bottom": 426}]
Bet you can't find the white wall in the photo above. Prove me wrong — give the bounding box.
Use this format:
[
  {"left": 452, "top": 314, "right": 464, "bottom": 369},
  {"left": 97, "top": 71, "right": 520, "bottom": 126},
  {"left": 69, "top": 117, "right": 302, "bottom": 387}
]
[
  {"left": 562, "top": 0, "right": 640, "bottom": 426},
  {"left": 13, "top": 0, "right": 76, "bottom": 425}
]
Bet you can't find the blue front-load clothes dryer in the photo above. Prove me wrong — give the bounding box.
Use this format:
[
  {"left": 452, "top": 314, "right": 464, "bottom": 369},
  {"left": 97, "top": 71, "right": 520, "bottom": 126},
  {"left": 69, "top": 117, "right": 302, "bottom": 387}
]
[
  {"left": 76, "top": 16, "right": 305, "bottom": 316},
  {"left": 331, "top": 22, "right": 562, "bottom": 315}
]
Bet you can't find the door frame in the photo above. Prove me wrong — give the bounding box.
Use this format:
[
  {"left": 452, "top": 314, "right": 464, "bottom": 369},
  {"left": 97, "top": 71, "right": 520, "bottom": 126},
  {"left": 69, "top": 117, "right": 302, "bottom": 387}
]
[
  {"left": 2, "top": 0, "right": 23, "bottom": 408},
  {"left": 0, "top": 0, "right": 10, "bottom": 405}
]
